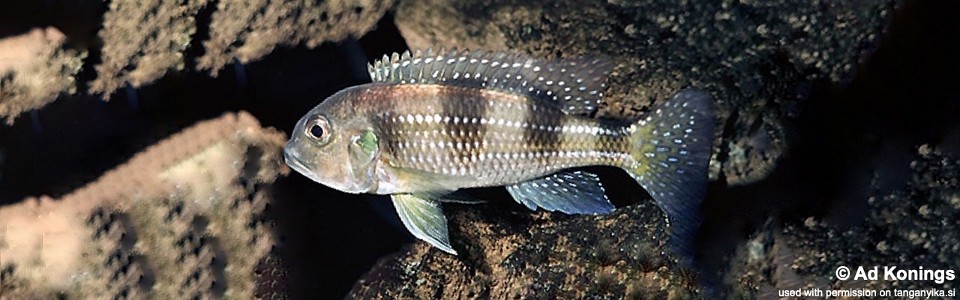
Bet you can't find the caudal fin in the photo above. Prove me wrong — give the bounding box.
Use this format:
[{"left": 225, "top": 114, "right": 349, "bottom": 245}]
[{"left": 625, "top": 88, "right": 715, "bottom": 260}]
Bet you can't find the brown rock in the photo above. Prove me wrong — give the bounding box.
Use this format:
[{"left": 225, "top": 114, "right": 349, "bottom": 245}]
[
  {"left": 0, "top": 112, "right": 288, "bottom": 299},
  {"left": 351, "top": 200, "right": 701, "bottom": 299}
]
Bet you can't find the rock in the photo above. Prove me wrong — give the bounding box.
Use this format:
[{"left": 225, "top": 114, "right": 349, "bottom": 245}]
[
  {"left": 88, "top": 0, "right": 208, "bottom": 97},
  {"left": 394, "top": 0, "right": 510, "bottom": 52},
  {"left": 351, "top": 199, "right": 702, "bottom": 298},
  {"left": 198, "top": 0, "right": 395, "bottom": 76},
  {"left": 0, "top": 0, "right": 394, "bottom": 121},
  {"left": 0, "top": 27, "right": 85, "bottom": 124},
  {"left": 726, "top": 146, "right": 960, "bottom": 297},
  {"left": 0, "top": 112, "right": 288, "bottom": 299}
]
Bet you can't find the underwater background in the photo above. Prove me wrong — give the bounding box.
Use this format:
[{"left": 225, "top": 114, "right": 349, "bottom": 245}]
[{"left": 1, "top": 0, "right": 957, "bottom": 298}]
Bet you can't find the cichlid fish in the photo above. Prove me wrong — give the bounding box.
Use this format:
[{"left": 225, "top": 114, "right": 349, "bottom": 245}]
[{"left": 284, "top": 49, "right": 714, "bottom": 256}]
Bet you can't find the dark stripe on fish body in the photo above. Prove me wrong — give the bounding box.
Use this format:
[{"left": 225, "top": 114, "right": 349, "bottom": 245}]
[
  {"left": 439, "top": 86, "right": 488, "bottom": 168},
  {"left": 368, "top": 85, "right": 428, "bottom": 170},
  {"left": 523, "top": 97, "right": 564, "bottom": 165}
]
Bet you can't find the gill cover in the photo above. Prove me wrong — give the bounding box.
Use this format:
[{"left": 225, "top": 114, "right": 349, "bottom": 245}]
[{"left": 349, "top": 129, "right": 379, "bottom": 178}]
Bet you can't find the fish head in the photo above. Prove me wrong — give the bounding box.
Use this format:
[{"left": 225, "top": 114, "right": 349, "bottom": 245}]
[{"left": 284, "top": 90, "right": 381, "bottom": 194}]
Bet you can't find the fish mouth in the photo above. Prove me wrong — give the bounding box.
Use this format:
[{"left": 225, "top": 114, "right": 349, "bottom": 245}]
[{"left": 284, "top": 149, "right": 321, "bottom": 183}]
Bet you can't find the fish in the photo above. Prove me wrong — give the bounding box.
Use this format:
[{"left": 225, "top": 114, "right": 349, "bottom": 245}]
[{"left": 284, "top": 49, "right": 714, "bottom": 256}]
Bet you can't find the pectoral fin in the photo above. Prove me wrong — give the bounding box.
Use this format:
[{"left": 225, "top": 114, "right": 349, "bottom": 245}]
[
  {"left": 391, "top": 194, "right": 457, "bottom": 254},
  {"left": 506, "top": 170, "right": 615, "bottom": 215}
]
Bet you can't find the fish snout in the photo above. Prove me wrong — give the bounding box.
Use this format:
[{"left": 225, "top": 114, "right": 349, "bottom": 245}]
[{"left": 283, "top": 144, "right": 309, "bottom": 175}]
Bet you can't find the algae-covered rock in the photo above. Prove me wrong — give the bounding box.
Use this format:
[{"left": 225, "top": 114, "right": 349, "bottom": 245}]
[
  {"left": 0, "top": 27, "right": 85, "bottom": 124},
  {"left": 727, "top": 145, "right": 960, "bottom": 298},
  {"left": 198, "top": 0, "right": 395, "bottom": 76},
  {"left": 351, "top": 199, "right": 701, "bottom": 299},
  {"left": 0, "top": 112, "right": 287, "bottom": 299},
  {"left": 0, "top": 0, "right": 394, "bottom": 122}
]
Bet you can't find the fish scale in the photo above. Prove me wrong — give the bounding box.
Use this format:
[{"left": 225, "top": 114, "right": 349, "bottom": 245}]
[{"left": 284, "top": 49, "right": 714, "bottom": 259}]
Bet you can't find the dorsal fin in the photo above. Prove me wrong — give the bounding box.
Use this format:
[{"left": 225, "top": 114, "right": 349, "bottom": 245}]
[{"left": 367, "top": 49, "right": 613, "bottom": 116}]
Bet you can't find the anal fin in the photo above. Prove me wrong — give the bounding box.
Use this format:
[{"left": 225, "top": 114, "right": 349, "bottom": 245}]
[
  {"left": 506, "top": 170, "right": 615, "bottom": 215},
  {"left": 391, "top": 194, "right": 457, "bottom": 254}
]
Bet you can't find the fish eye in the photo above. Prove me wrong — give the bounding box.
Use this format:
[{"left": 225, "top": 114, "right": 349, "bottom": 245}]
[
  {"left": 309, "top": 124, "right": 324, "bottom": 139},
  {"left": 305, "top": 116, "right": 332, "bottom": 144}
]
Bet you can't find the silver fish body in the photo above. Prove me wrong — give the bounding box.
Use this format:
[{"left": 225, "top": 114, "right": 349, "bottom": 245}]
[{"left": 285, "top": 49, "right": 714, "bottom": 256}]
